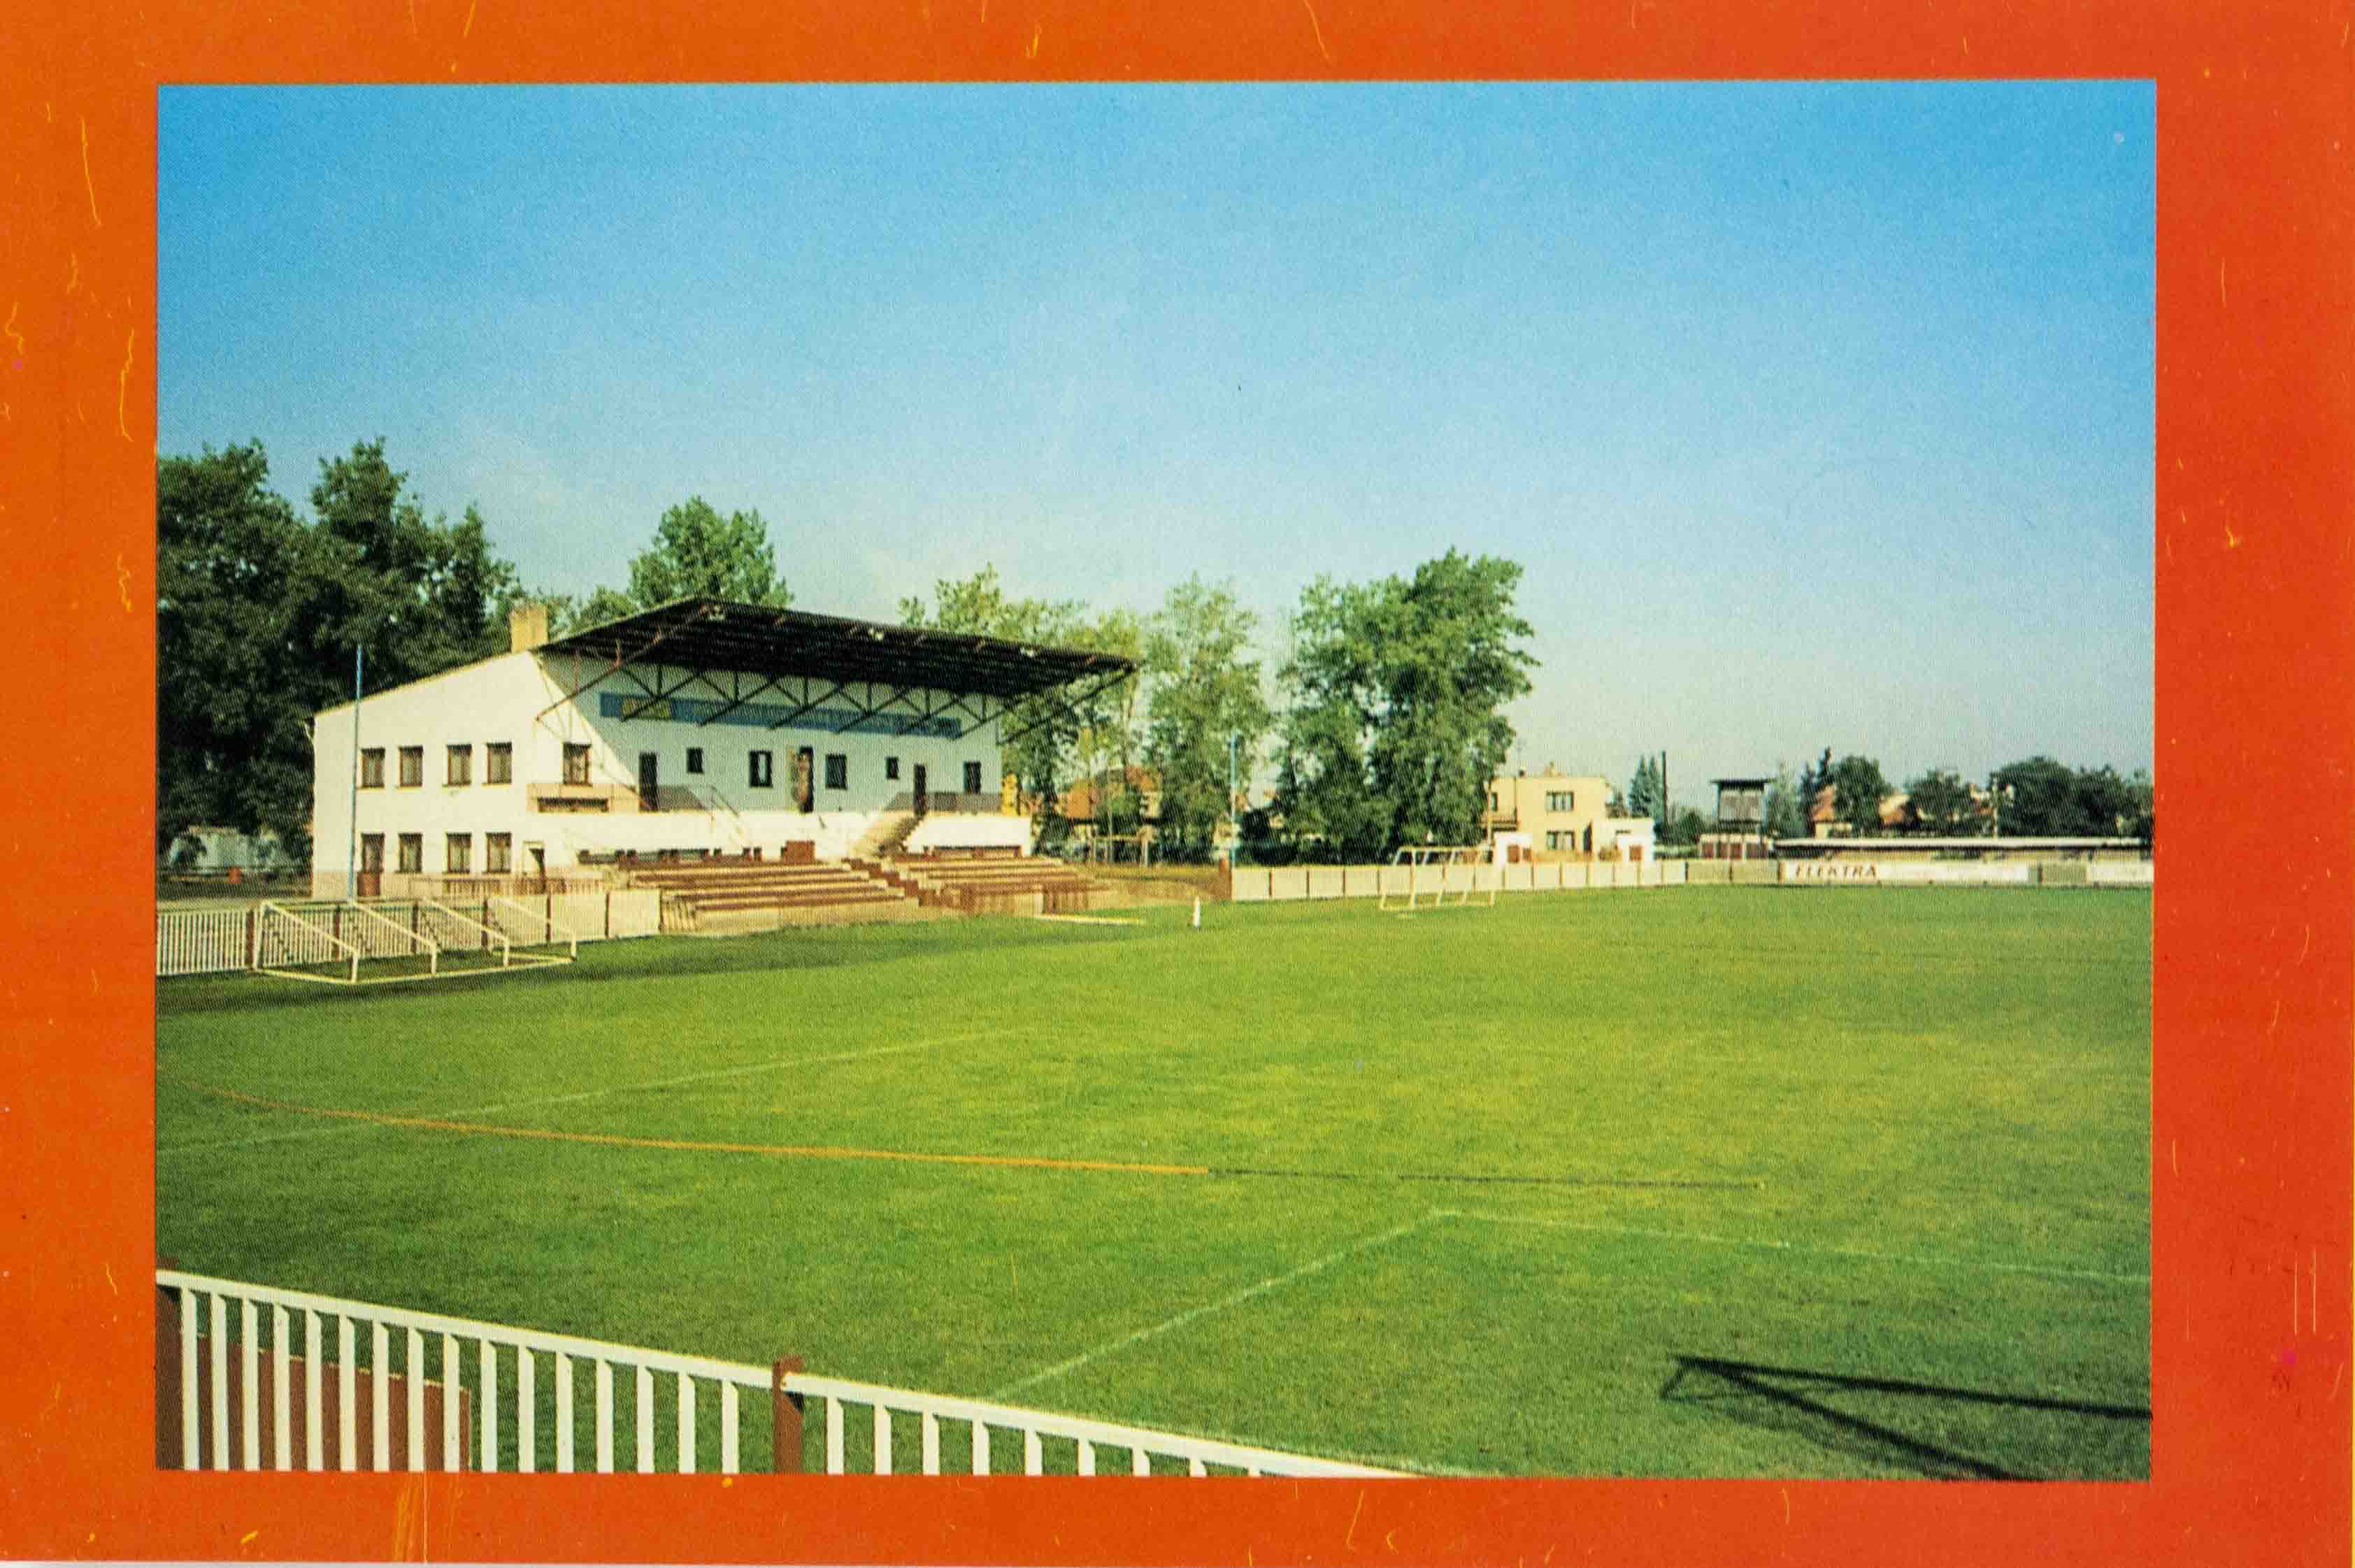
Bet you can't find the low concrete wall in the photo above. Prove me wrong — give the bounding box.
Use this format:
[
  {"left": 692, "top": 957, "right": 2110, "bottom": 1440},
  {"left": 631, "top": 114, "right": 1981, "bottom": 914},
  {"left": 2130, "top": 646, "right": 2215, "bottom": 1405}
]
[
  {"left": 1227, "top": 855, "right": 2145, "bottom": 903},
  {"left": 1227, "top": 858, "right": 1687, "bottom": 902}
]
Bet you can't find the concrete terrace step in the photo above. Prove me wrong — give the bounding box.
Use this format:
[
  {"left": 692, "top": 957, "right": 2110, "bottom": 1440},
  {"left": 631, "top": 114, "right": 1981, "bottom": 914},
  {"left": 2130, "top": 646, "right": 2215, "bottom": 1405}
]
[{"left": 634, "top": 858, "right": 920, "bottom": 917}]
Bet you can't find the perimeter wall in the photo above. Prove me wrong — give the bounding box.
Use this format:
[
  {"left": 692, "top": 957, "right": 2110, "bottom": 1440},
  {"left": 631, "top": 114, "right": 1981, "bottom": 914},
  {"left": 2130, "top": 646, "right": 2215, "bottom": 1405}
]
[{"left": 1224, "top": 858, "right": 2152, "bottom": 902}]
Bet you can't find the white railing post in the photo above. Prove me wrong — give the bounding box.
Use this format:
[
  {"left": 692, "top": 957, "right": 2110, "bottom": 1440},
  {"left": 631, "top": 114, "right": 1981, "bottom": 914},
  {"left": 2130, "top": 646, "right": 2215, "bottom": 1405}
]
[
  {"left": 372, "top": 1323, "right": 390, "bottom": 1471},
  {"left": 557, "top": 1353, "right": 575, "bottom": 1473},
  {"left": 240, "top": 1300, "right": 260, "bottom": 1470},
  {"left": 271, "top": 1305, "right": 291, "bottom": 1469},
  {"left": 177, "top": 1285, "right": 200, "bottom": 1469}
]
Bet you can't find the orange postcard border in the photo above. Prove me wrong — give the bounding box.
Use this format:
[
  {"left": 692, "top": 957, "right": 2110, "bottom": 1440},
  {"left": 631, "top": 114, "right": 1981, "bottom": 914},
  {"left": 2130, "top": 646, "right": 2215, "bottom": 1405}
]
[{"left": 5, "top": 1, "right": 2349, "bottom": 1562}]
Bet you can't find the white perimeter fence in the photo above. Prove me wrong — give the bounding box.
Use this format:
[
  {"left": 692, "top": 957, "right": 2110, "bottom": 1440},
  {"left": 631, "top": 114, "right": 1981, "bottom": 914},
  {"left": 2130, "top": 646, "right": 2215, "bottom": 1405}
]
[
  {"left": 1228, "top": 858, "right": 2151, "bottom": 902},
  {"left": 157, "top": 891, "right": 660, "bottom": 979},
  {"left": 155, "top": 1271, "right": 1400, "bottom": 1479}
]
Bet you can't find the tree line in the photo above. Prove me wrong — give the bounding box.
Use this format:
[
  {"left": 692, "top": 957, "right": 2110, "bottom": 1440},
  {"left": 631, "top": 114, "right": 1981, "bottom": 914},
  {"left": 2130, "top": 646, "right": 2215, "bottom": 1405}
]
[
  {"left": 1611, "top": 748, "right": 2154, "bottom": 847},
  {"left": 159, "top": 439, "right": 1540, "bottom": 866}
]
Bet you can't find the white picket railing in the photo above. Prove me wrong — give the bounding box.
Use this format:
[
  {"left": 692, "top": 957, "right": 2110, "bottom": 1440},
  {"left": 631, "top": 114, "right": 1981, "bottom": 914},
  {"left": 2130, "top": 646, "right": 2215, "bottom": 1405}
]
[
  {"left": 788, "top": 1369, "right": 1403, "bottom": 1478},
  {"left": 159, "top": 893, "right": 646, "bottom": 979},
  {"left": 157, "top": 907, "right": 257, "bottom": 977},
  {"left": 155, "top": 1271, "right": 1404, "bottom": 1479},
  {"left": 487, "top": 895, "right": 582, "bottom": 957}
]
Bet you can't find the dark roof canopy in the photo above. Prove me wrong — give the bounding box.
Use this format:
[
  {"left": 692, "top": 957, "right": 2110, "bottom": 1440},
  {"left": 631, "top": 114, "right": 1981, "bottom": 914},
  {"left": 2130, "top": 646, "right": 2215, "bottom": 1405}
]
[{"left": 535, "top": 597, "right": 1136, "bottom": 701}]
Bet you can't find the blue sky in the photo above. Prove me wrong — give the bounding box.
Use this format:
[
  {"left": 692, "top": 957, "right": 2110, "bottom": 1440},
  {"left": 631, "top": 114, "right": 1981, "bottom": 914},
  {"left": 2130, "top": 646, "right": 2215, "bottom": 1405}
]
[{"left": 159, "top": 82, "right": 2154, "bottom": 805}]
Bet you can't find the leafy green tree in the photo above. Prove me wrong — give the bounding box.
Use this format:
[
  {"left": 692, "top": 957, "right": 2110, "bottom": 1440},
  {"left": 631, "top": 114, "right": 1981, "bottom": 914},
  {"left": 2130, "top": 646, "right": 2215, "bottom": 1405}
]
[
  {"left": 1906, "top": 767, "right": 1978, "bottom": 834},
  {"left": 158, "top": 443, "right": 320, "bottom": 854},
  {"left": 896, "top": 566, "right": 1116, "bottom": 810},
  {"left": 158, "top": 438, "right": 522, "bottom": 858},
  {"left": 1661, "top": 805, "right": 1708, "bottom": 848},
  {"left": 1279, "top": 552, "right": 1536, "bottom": 860},
  {"left": 1827, "top": 754, "right": 1890, "bottom": 836},
  {"left": 1145, "top": 576, "right": 1274, "bottom": 857},
  {"left": 1764, "top": 761, "right": 1805, "bottom": 841},
  {"left": 1990, "top": 755, "right": 2082, "bottom": 835},
  {"left": 1626, "top": 755, "right": 1666, "bottom": 829},
  {"left": 1798, "top": 747, "right": 1834, "bottom": 833},
  {"left": 308, "top": 440, "right": 522, "bottom": 686},
  {"left": 627, "top": 497, "right": 791, "bottom": 607}
]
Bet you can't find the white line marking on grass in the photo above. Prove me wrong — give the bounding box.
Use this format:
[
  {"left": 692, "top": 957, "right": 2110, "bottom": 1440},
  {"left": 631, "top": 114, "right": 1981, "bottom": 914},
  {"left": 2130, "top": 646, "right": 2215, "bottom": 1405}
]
[
  {"left": 156, "top": 1030, "right": 1014, "bottom": 1158},
  {"left": 1441, "top": 1209, "right": 2149, "bottom": 1287},
  {"left": 987, "top": 1210, "right": 1447, "bottom": 1402}
]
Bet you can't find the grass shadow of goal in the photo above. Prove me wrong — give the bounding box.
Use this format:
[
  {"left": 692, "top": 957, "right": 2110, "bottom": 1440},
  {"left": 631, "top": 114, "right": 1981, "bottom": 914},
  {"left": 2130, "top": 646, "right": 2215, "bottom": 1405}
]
[{"left": 1659, "top": 1354, "right": 2151, "bottom": 1481}]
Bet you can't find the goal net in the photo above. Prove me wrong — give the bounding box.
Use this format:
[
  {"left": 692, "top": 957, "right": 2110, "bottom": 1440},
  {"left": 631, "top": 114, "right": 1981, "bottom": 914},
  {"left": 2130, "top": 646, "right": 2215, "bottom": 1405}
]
[{"left": 1377, "top": 845, "right": 1500, "bottom": 912}]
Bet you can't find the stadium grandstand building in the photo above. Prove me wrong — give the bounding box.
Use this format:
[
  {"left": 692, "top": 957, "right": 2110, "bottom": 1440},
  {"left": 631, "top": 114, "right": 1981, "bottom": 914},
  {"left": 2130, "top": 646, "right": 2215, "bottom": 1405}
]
[{"left": 310, "top": 600, "right": 1136, "bottom": 900}]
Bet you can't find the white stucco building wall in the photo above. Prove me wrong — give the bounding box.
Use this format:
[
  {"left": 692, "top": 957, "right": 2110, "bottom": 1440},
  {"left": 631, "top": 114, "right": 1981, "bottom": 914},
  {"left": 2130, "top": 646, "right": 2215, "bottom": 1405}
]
[{"left": 311, "top": 645, "right": 1022, "bottom": 897}]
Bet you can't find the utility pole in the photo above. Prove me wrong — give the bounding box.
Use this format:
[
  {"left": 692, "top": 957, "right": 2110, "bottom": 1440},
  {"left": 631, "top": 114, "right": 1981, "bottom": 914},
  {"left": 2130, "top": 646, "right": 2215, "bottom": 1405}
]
[
  {"left": 347, "top": 645, "right": 363, "bottom": 898},
  {"left": 1225, "top": 731, "right": 1240, "bottom": 865}
]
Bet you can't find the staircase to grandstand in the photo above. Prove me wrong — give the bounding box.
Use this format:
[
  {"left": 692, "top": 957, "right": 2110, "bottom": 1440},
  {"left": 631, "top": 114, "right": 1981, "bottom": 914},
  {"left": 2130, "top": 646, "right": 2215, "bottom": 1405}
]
[
  {"left": 625, "top": 858, "right": 921, "bottom": 931},
  {"left": 854, "top": 851, "right": 1105, "bottom": 915},
  {"left": 625, "top": 851, "right": 1108, "bottom": 930}
]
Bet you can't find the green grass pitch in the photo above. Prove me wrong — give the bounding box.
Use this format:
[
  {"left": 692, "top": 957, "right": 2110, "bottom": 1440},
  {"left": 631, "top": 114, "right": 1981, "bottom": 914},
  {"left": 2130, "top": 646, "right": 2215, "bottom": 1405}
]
[{"left": 156, "top": 886, "right": 2151, "bottom": 1478}]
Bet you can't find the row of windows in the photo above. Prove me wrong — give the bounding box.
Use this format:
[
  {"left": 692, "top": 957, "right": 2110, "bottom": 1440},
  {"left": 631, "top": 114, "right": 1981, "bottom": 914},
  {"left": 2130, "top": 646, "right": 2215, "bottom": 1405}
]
[
  {"left": 367, "top": 742, "right": 989, "bottom": 796},
  {"left": 1487, "top": 789, "right": 1580, "bottom": 814},
  {"left": 361, "top": 744, "right": 512, "bottom": 789},
  {"left": 577, "top": 742, "right": 983, "bottom": 796},
  {"left": 360, "top": 832, "right": 513, "bottom": 875}
]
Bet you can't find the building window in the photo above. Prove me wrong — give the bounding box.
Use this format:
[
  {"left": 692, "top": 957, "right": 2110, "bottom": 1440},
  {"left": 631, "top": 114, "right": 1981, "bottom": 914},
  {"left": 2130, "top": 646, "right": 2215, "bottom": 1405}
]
[
  {"left": 563, "top": 743, "right": 591, "bottom": 786},
  {"left": 360, "top": 748, "right": 385, "bottom": 789},
  {"left": 447, "top": 744, "right": 473, "bottom": 785},
  {"left": 399, "top": 747, "right": 424, "bottom": 788},
  {"left": 486, "top": 742, "right": 512, "bottom": 784},
  {"left": 360, "top": 834, "right": 384, "bottom": 872},
  {"left": 964, "top": 761, "right": 984, "bottom": 796},
  {"left": 1545, "top": 791, "right": 1575, "bottom": 812},
  {"left": 749, "top": 751, "right": 774, "bottom": 789},
  {"left": 686, "top": 747, "right": 704, "bottom": 775},
  {"left": 445, "top": 833, "right": 472, "bottom": 873},
  {"left": 885, "top": 756, "right": 900, "bottom": 781},
  {"left": 485, "top": 833, "right": 512, "bottom": 873},
  {"left": 396, "top": 834, "right": 423, "bottom": 873},
  {"left": 824, "top": 753, "right": 847, "bottom": 791}
]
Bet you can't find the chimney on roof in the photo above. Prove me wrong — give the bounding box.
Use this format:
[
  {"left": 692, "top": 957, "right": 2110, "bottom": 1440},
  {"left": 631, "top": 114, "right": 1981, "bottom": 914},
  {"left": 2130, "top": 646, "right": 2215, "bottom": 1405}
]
[{"left": 510, "top": 602, "right": 550, "bottom": 654}]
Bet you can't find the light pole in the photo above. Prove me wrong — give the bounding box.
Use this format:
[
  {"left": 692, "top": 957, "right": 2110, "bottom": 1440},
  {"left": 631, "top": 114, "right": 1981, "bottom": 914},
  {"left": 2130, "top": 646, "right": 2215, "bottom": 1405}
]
[
  {"left": 1225, "top": 731, "right": 1240, "bottom": 865},
  {"left": 346, "top": 645, "right": 363, "bottom": 898}
]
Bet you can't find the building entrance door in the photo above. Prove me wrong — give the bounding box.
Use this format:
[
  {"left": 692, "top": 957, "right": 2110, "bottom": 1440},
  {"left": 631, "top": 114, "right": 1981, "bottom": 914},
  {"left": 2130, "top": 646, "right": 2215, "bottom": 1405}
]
[
  {"left": 638, "top": 752, "right": 659, "bottom": 812},
  {"left": 911, "top": 763, "right": 929, "bottom": 817},
  {"left": 793, "top": 747, "right": 815, "bottom": 813}
]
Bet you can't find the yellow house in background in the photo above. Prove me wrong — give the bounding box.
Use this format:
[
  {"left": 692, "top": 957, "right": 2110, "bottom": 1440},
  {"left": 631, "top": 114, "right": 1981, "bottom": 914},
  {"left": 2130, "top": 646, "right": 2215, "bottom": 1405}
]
[{"left": 1483, "top": 766, "right": 1653, "bottom": 860}]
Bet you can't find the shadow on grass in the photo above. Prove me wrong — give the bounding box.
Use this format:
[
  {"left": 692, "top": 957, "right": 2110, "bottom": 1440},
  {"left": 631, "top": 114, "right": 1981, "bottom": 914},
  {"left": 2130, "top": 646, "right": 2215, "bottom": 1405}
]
[{"left": 1659, "top": 1354, "right": 2149, "bottom": 1481}]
